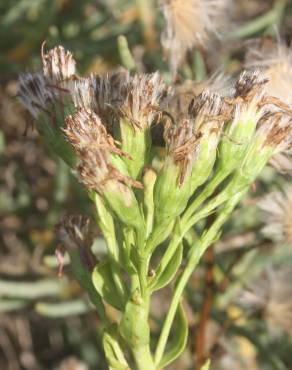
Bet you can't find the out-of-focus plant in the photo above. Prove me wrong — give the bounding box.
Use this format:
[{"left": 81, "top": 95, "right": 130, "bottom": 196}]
[{"left": 17, "top": 38, "right": 292, "bottom": 369}]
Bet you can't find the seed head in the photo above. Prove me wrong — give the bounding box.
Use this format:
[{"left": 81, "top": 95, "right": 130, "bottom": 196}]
[
  {"left": 245, "top": 39, "right": 292, "bottom": 106},
  {"left": 161, "top": 0, "right": 228, "bottom": 74},
  {"left": 258, "top": 187, "right": 292, "bottom": 245},
  {"left": 42, "top": 44, "right": 76, "bottom": 85}
]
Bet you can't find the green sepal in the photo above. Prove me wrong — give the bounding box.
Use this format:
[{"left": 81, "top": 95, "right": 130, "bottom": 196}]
[
  {"left": 120, "top": 121, "right": 151, "bottom": 179},
  {"left": 154, "top": 162, "right": 191, "bottom": 225},
  {"left": 93, "top": 192, "right": 119, "bottom": 263},
  {"left": 143, "top": 167, "right": 157, "bottom": 238},
  {"left": 68, "top": 249, "right": 105, "bottom": 319},
  {"left": 158, "top": 301, "right": 188, "bottom": 369},
  {"left": 103, "top": 324, "right": 130, "bottom": 370},
  {"left": 218, "top": 117, "right": 257, "bottom": 175},
  {"left": 119, "top": 290, "right": 150, "bottom": 349},
  {"left": 121, "top": 227, "right": 138, "bottom": 274},
  {"left": 92, "top": 260, "right": 126, "bottom": 311},
  {"left": 103, "top": 181, "right": 144, "bottom": 230},
  {"left": 150, "top": 243, "right": 183, "bottom": 292},
  {"left": 190, "top": 139, "right": 217, "bottom": 193}
]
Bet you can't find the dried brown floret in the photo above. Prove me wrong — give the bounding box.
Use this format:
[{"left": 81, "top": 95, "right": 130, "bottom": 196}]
[
  {"left": 42, "top": 43, "right": 76, "bottom": 84},
  {"left": 63, "top": 108, "right": 142, "bottom": 193},
  {"left": 56, "top": 214, "right": 96, "bottom": 271},
  {"left": 18, "top": 73, "right": 53, "bottom": 119}
]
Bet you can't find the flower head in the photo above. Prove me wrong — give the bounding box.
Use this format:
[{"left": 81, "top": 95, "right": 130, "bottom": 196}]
[
  {"left": 42, "top": 44, "right": 76, "bottom": 85},
  {"left": 64, "top": 108, "right": 139, "bottom": 192},
  {"left": 18, "top": 73, "right": 53, "bottom": 119},
  {"left": 245, "top": 39, "right": 292, "bottom": 106},
  {"left": 119, "top": 72, "right": 167, "bottom": 129},
  {"left": 245, "top": 40, "right": 292, "bottom": 173},
  {"left": 56, "top": 214, "right": 96, "bottom": 272},
  {"left": 218, "top": 70, "right": 271, "bottom": 174},
  {"left": 258, "top": 187, "right": 292, "bottom": 244},
  {"left": 161, "top": 0, "right": 228, "bottom": 74},
  {"left": 153, "top": 91, "right": 226, "bottom": 223},
  {"left": 64, "top": 108, "right": 143, "bottom": 227}
]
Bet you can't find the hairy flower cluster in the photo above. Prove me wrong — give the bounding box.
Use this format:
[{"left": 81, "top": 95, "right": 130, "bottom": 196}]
[{"left": 161, "top": 0, "right": 228, "bottom": 74}]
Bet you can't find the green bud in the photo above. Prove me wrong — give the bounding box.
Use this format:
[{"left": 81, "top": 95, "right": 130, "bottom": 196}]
[
  {"left": 154, "top": 160, "right": 191, "bottom": 225},
  {"left": 218, "top": 71, "right": 268, "bottom": 175},
  {"left": 120, "top": 120, "right": 151, "bottom": 179},
  {"left": 103, "top": 180, "right": 144, "bottom": 229}
]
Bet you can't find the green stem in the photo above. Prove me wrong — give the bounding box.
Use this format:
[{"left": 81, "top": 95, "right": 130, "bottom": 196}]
[
  {"left": 152, "top": 179, "right": 233, "bottom": 287},
  {"left": 193, "top": 49, "right": 206, "bottom": 82},
  {"left": 117, "top": 35, "right": 136, "bottom": 71},
  {"left": 132, "top": 345, "right": 157, "bottom": 370},
  {"left": 154, "top": 191, "right": 246, "bottom": 365},
  {"left": 227, "top": 0, "right": 287, "bottom": 39},
  {"left": 182, "top": 171, "right": 227, "bottom": 224}
]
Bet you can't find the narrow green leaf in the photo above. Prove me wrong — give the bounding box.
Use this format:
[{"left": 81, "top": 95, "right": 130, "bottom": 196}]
[
  {"left": 103, "top": 325, "right": 130, "bottom": 370},
  {"left": 158, "top": 302, "right": 188, "bottom": 369},
  {"left": 150, "top": 243, "right": 183, "bottom": 291},
  {"left": 35, "top": 299, "right": 92, "bottom": 317},
  {"left": 92, "top": 260, "right": 125, "bottom": 310}
]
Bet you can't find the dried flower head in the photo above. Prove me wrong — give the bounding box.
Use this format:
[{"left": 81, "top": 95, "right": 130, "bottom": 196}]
[
  {"left": 119, "top": 72, "right": 167, "bottom": 129},
  {"left": 64, "top": 108, "right": 142, "bottom": 196},
  {"left": 245, "top": 39, "right": 292, "bottom": 106},
  {"left": 18, "top": 73, "right": 53, "bottom": 119},
  {"left": 56, "top": 214, "right": 93, "bottom": 251},
  {"left": 42, "top": 44, "right": 76, "bottom": 85},
  {"left": 246, "top": 40, "right": 292, "bottom": 173},
  {"left": 238, "top": 266, "right": 292, "bottom": 335},
  {"left": 56, "top": 214, "right": 96, "bottom": 271},
  {"left": 164, "top": 91, "right": 226, "bottom": 185},
  {"left": 161, "top": 0, "right": 228, "bottom": 73},
  {"left": 258, "top": 187, "right": 292, "bottom": 244}
]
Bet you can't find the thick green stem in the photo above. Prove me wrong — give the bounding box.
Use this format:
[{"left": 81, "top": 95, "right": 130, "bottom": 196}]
[
  {"left": 132, "top": 345, "right": 157, "bottom": 370},
  {"left": 154, "top": 191, "right": 246, "bottom": 365}
]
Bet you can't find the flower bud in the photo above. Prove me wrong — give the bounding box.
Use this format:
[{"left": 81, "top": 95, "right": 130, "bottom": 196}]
[
  {"left": 64, "top": 108, "right": 144, "bottom": 228},
  {"left": 18, "top": 72, "right": 75, "bottom": 166},
  {"left": 218, "top": 71, "right": 269, "bottom": 175},
  {"left": 119, "top": 72, "right": 168, "bottom": 179},
  {"left": 154, "top": 91, "right": 227, "bottom": 224},
  {"left": 188, "top": 91, "right": 227, "bottom": 192},
  {"left": 228, "top": 111, "right": 292, "bottom": 193}
]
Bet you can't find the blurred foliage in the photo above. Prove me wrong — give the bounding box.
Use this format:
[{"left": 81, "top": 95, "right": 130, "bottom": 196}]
[{"left": 1, "top": 0, "right": 292, "bottom": 369}]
